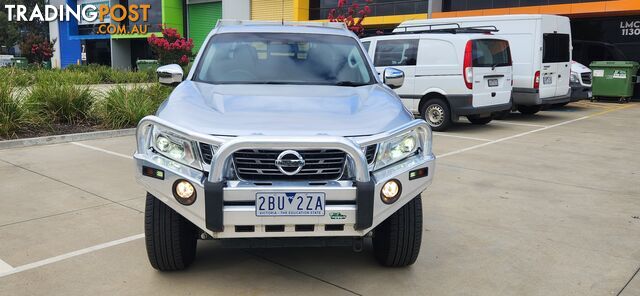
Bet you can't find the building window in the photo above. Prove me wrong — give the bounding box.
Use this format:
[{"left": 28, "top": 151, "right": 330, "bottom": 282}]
[
  {"left": 374, "top": 39, "right": 419, "bottom": 67},
  {"left": 309, "top": 0, "right": 428, "bottom": 20}
]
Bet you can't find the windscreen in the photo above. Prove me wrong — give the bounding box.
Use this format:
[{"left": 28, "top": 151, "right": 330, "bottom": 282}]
[
  {"left": 472, "top": 39, "right": 511, "bottom": 68},
  {"left": 195, "top": 33, "right": 375, "bottom": 86},
  {"left": 543, "top": 33, "right": 570, "bottom": 63}
]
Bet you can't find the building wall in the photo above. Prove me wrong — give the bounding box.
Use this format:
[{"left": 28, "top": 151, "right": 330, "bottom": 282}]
[
  {"left": 223, "top": 0, "right": 250, "bottom": 19},
  {"left": 188, "top": 2, "right": 223, "bottom": 51},
  {"left": 432, "top": 0, "right": 640, "bottom": 18},
  {"left": 251, "top": 0, "right": 295, "bottom": 21}
]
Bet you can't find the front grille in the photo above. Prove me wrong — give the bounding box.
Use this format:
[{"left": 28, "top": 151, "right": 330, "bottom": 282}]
[
  {"left": 581, "top": 72, "right": 592, "bottom": 85},
  {"left": 365, "top": 144, "right": 377, "bottom": 164},
  {"left": 233, "top": 149, "right": 347, "bottom": 181},
  {"left": 200, "top": 143, "right": 214, "bottom": 164}
]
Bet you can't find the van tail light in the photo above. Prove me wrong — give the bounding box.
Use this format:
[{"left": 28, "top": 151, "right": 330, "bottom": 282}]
[
  {"left": 463, "top": 40, "right": 473, "bottom": 90},
  {"left": 533, "top": 71, "right": 540, "bottom": 89}
]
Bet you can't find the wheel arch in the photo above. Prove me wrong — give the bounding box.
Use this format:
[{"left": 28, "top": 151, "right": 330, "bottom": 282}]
[{"left": 418, "top": 91, "right": 450, "bottom": 115}]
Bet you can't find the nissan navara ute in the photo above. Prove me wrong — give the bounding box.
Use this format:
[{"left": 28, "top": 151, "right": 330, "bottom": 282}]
[{"left": 134, "top": 20, "right": 435, "bottom": 270}]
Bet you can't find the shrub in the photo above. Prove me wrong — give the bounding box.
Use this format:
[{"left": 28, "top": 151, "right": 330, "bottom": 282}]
[
  {"left": 148, "top": 27, "right": 194, "bottom": 66},
  {"left": 95, "top": 84, "right": 172, "bottom": 129},
  {"left": 19, "top": 33, "right": 56, "bottom": 64},
  {"left": 0, "top": 81, "right": 30, "bottom": 138},
  {"left": 26, "top": 79, "right": 94, "bottom": 124}
]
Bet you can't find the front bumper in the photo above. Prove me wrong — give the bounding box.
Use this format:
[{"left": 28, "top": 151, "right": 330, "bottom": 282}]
[
  {"left": 570, "top": 83, "right": 592, "bottom": 101},
  {"left": 134, "top": 116, "right": 435, "bottom": 239}
]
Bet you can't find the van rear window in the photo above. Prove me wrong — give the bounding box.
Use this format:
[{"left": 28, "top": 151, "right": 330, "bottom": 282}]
[
  {"left": 472, "top": 39, "right": 511, "bottom": 68},
  {"left": 543, "top": 33, "right": 570, "bottom": 63}
]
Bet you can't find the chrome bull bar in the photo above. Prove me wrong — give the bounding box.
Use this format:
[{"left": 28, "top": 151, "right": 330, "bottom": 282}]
[{"left": 136, "top": 115, "right": 431, "bottom": 232}]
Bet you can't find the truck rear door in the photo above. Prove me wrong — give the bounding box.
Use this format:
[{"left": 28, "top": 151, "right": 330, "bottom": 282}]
[
  {"left": 542, "top": 33, "right": 571, "bottom": 97},
  {"left": 469, "top": 39, "right": 513, "bottom": 107}
]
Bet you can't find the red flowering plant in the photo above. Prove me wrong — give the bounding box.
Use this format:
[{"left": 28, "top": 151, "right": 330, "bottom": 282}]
[
  {"left": 328, "top": 0, "right": 372, "bottom": 36},
  {"left": 147, "top": 27, "right": 194, "bottom": 66},
  {"left": 19, "top": 34, "right": 56, "bottom": 64}
]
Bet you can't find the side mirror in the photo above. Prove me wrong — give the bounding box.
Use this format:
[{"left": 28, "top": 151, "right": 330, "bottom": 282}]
[
  {"left": 383, "top": 67, "right": 404, "bottom": 89},
  {"left": 157, "top": 64, "right": 183, "bottom": 85}
]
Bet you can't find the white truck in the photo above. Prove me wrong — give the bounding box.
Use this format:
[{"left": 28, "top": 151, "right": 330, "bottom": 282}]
[{"left": 398, "top": 14, "right": 572, "bottom": 115}]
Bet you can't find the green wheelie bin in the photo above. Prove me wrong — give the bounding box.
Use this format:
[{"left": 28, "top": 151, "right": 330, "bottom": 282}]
[{"left": 590, "top": 61, "right": 639, "bottom": 103}]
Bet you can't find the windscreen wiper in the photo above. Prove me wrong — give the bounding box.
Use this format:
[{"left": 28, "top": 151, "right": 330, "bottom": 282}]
[{"left": 334, "top": 81, "right": 369, "bottom": 87}]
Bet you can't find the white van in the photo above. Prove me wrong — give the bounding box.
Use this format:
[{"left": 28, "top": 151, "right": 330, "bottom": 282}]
[
  {"left": 362, "top": 26, "right": 513, "bottom": 131},
  {"left": 569, "top": 61, "right": 592, "bottom": 103},
  {"left": 398, "top": 15, "right": 572, "bottom": 115}
]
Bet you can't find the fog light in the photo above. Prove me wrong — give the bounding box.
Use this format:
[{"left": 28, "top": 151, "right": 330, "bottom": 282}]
[
  {"left": 380, "top": 179, "right": 402, "bottom": 204},
  {"left": 173, "top": 179, "right": 196, "bottom": 205}
]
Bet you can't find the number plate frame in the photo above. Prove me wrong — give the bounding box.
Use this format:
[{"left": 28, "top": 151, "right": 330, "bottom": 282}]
[{"left": 255, "top": 192, "right": 326, "bottom": 217}]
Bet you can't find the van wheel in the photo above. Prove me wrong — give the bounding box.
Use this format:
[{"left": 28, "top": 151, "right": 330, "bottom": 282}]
[
  {"left": 517, "top": 105, "right": 541, "bottom": 115},
  {"left": 373, "top": 196, "right": 423, "bottom": 267},
  {"left": 420, "top": 99, "right": 451, "bottom": 131},
  {"left": 467, "top": 115, "right": 492, "bottom": 125},
  {"left": 145, "top": 193, "right": 198, "bottom": 271}
]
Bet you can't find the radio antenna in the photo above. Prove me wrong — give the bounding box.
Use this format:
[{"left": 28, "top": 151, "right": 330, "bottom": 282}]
[{"left": 281, "top": 0, "right": 284, "bottom": 25}]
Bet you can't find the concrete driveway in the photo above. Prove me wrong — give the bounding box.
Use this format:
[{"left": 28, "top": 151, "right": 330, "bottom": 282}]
[{"left": 0, "top": 101, "right": 638, "bottom": 296}]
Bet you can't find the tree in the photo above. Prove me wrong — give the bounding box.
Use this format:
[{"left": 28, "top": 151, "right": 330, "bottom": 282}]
[
  {"left": 327, "top": 0, "right": 372, "bottom": 36},
  {"left": 0, "top": 10, "right": 20, "bottom": 50},
  {"left": 0, "top": 0, "right": 49, "bottom": 50}
]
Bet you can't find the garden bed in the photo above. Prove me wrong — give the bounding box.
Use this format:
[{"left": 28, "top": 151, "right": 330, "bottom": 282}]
[{"left": 0, "top": 76, "right": 172, "bottom": 141}]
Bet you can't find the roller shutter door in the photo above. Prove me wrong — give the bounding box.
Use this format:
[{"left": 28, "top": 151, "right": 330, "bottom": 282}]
[
  {"left": 188, "top": 2, "right": 222, "bottom": 52},
  {"left": 251, "top": 0, "right": 294, "bottom": 21}
]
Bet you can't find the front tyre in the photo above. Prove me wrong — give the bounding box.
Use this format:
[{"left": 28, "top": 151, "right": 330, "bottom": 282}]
[
  {"left": 373, "top": 196, "right": 423, "bottom": 267},
  {"left": 145, "top": 193, "right": 197, "bottom": 271}
]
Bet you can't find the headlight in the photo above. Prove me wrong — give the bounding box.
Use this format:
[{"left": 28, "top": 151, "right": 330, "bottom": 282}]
[
  {"left": 570, "top": 72, "right": 580, "bottom": 83},
  {"left": 151, "top": 127, "right": 201, "bottom": 169},
  {"left": 374, "top": 129, "right": 426, "bottom": 170}
]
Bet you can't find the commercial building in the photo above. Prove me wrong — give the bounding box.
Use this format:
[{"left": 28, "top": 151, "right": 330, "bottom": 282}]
[
  {"left": 49, "top": 0, "right": 224, "bottom": 68},
  {"left": 50, "top": 0, "right": 640, "bottom": 70}
]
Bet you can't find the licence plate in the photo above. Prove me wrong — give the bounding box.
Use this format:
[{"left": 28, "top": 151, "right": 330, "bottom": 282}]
[
  {"left": 588, "top": 91, "right": 593, "bottom": 97},
  {"left": 256, "top": 192, "right": 325, "bottom": 216},
  {"left": 543, "top": 76, "right": 553, "bottom": 85},
  {"left": 488, "top": 79, "right": 499, "bottom": 87}
]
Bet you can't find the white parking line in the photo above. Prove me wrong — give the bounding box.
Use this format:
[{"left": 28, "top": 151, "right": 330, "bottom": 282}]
[
  {"left": 0, "top": 258, "right": 13, "bottom": 273},
  {"left": 433, "top": 132, "right": 492, "bottom": 142},
  {"left": 0, "top": 234, "right": 144, "bottom": 278},
  {"left": 71, "top": 142, "right": 133, "bottom": 159},
  {"left": 491, "top": 121, "right": 548, "bottom": 128},
  {"left": 438, "top": 105, "right": 635, "bottom": 159}
]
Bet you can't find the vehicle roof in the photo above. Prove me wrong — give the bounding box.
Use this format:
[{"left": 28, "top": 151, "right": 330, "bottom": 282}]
[
  {"left": 399, "top": 14, "right": 568, "bottom": 27},
  {"left": 212, "top": 20, "right": 355, "bottom": 37},
  {"left": 362, "top": 33, "right": 506, "bottom": 42}
]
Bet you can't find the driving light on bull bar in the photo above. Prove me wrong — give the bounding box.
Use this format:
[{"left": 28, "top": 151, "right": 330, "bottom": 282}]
[
  {"left": 173, "top": 180, "right": 196, "bottom": 205},
  {"left": 380, "top": 179, "right": 402, "bottom": 204}
]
